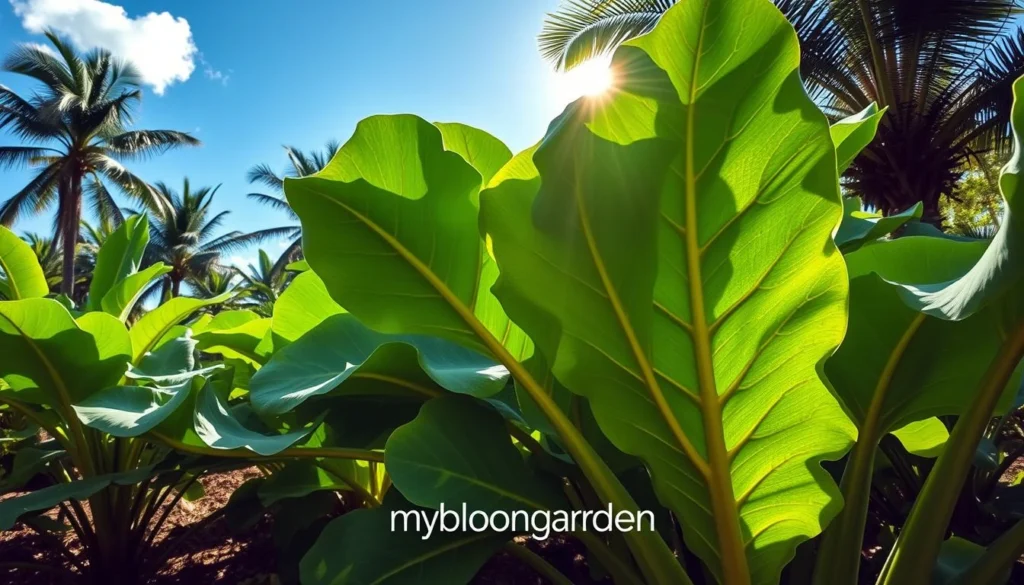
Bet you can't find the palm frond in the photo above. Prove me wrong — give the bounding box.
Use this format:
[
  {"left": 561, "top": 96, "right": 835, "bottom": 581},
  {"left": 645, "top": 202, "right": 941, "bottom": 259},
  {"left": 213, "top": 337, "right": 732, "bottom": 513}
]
[
  {"left": 103, "top": 129, "right": 200, "bottom": 160},
  {"left": 0, "top": 161, "right": 63, "bottom": 226},
  {"left": 0, "top": 146, "right": 59, "bottom": 170},
  {"left": 201, "top": 227, "right": 298, "bottom": 254},
  {"left": 246, "top": 163, "right": 284, "bottom": 191},
  {"left": 85, "top": 175, "right": 126, "bottom": 227},
  {"left": 538, "top": 0, "right": 679, "bottom": 70}
]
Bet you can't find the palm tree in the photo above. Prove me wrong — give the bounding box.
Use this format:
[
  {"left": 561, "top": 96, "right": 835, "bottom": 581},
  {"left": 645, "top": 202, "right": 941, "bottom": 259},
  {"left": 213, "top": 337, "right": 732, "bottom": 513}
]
[
  {"left": 232, "top": 248, "right": 294, "bottom": 316},
  {"left": 0, "top": 31, "right": 199, "bottom": 295},
  {"left": 539, "top": 0, "right": 1024, "bottom": 226},
  {"left": 146, "top": 179, "right": 291, "bottom": 299},
  {"left": 246, "top": 141, "right": 340, "bottom": 267}
]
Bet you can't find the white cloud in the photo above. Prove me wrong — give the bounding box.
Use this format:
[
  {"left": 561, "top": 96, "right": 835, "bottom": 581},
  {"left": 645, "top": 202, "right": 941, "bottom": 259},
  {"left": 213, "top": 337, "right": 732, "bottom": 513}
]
[
  {"left": 9, "top": 0, "right": 205, "bottom": 95},
  {"left": 200, "top": 54, "right": 228, "bottom": 86},
  {"left": 226, "top": 255, "right": 255, "bottom": 269}
]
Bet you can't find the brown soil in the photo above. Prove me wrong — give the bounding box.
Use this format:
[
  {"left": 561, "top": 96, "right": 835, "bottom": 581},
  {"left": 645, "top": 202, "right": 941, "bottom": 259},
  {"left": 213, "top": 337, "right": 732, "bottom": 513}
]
[{"left": 0, "top": 468, "right": 277, "bottom": 585}]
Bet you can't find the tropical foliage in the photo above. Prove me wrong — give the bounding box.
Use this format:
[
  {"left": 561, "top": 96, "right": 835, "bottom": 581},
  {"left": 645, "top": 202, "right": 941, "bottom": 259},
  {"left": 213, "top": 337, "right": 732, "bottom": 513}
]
[
  {"left": 0, "top": 30, "right": 199, "bottom": 294},
  {"left": 246, "top": 141, "right": 340, "bottom": 268},
  {"left": 145, "top": 179, "right": 290, "bottom": 300},
  {"left": 1, "top": 2, "right": 1024, "bottom": 585}
]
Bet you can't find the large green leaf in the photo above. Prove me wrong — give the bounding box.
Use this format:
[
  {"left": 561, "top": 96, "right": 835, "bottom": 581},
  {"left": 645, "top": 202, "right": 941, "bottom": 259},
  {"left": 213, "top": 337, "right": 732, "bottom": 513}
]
[
  {"left": 300, "top": 497, "right": 506, "bottom": 585},
  {"left": 100, "top": 263, "right": 171, "bottom": 321},
  {"left": 835, "top": 198, "right": 923, "bottom": 253},
  {"left": 0, "top": 299, "right": 131, "bottom": 406},
  {"left": 270, "top": 271, "right": 344, "bottom": 347},
  {"left": 434, "top": 122, "right": 513, "bottom": 186},
  {"left": 73, "top": 379, "right": 193, "bottom": 438},
  {"left": 0, "top": 225, "right": 48, "bottom": 300},
  {"left": 829, "top": 237, "right": 1016, "bottom": 440},
  {"left": 480, "top": 1, "right": 854, "bottom": 582},
  {"left": 74, "top": 334, "right": 218, "bottom": 437},
  {"left": 891, "top": 418, "right": 949, "bottom": 458},
  {"left": 386, "top": 395, "right": 565, "bottom": 514},
  {"left": 193, "top": 386, "right": 317, "bottom": 456},
  {"left": 86, "top": 214, "right": 149, "bottom": 311},
  {"left": 194, "top": 317, "right": 272, "bottom": 366},
  {"left": 0, "top": 468, "right": 154, "bottom": 530},
  {"left": 285, "top": 115, "right": 522, "bottom": 357},
  {"left": 878, "top": 77, "right": 1024, "bottom": 585},
  {"left": 129, "top": 292, "right": 233, "bottom": 362},
  {"left": 830, "top": 104, "right": 885, "bottom": 175},
  {"left": 893, "top": 78, "right": 1024, "bottom": 322},
  {"left": 250, "top": 313, "right": 507, "bottom": 415}
]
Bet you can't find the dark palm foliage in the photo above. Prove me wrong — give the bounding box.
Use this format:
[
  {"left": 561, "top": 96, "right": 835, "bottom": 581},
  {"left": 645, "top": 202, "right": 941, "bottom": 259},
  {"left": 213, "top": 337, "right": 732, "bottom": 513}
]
[
  {"left": 246, "top": 141, "right": 339, "bottom": 269},
  {"left": 539, "top": 0, "right": 1024, "bottom": 225},
  {"left": 0, "top": 31, "right": 200, "bottom": 293},
  {"left": 232, "top": 248, "right": 294, "bottom": 316},
  {"left": 146, "top": 179, "right": 292, "bottom": 299}
]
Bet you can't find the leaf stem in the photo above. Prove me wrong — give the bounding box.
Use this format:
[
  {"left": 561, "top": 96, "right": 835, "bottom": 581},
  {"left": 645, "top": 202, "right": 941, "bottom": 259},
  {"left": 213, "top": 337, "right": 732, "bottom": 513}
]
[
  {"left": 502, "top": 541, "right": 574, "bottom": 585},
  {"left": 149, "top": 432, "right": 385, "bottom": 462},
  {"left": 880, "top": 319, "right": 1024, "bottom": 584}
]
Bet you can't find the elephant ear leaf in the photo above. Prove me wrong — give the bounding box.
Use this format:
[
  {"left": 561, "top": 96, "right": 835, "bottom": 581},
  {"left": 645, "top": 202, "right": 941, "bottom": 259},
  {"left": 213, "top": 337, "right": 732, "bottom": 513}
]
[
  {"left": 0, "top": 299, "right": 130, "bottom": 406},
  {"left": 0, "top": 225, "right": 48, "bottom": 300},
  {"left": 893, "top": 77, "right": 1024, "bottom": 321},
  {"left": 285, "top": 115, "right": 526, "bottom": 358},
  {"left": 830, "top": 103, "right": 885, "bottom": 174},
  {"left": 481, "top": 1, "right": 854, "bottom": 583},
  {"left": 300, "top": 493, "right": 506, "bottom": 585},
  {"left": 87, "top": 214, "right": 150, "bottom": 311}
]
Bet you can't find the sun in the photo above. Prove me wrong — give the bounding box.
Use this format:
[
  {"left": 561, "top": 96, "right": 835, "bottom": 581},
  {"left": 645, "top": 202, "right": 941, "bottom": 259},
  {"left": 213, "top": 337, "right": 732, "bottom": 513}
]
[{"left": 550, "top": 57, "right": 615, "bottom": 106}]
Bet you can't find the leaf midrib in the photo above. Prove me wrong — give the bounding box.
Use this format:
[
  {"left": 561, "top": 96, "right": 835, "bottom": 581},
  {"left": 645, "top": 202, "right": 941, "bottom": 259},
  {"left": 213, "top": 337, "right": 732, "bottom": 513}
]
[{"left": 681, "top": 1, "right": 750, "bottom": 582}]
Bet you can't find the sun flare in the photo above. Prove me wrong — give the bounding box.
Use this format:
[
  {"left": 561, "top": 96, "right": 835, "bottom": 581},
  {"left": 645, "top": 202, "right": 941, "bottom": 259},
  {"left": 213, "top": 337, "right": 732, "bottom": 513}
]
[{"left": 550, "top": 57, "right": 615, "bottom": 106}]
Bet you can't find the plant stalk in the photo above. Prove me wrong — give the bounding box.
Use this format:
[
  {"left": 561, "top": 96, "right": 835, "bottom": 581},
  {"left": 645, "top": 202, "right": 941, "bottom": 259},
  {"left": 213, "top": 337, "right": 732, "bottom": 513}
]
[{"left": 880, "top": 319, "right": 1024, "bottom": 584}]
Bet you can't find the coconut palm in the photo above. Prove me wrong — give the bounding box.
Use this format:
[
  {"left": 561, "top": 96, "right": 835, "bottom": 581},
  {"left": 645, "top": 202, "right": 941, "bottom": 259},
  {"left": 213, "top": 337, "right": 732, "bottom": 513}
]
[
  {"left": 232, "top": 248, "right": 294, "bottom": 316},
  {"left": 0, "top": 31, "right": 200, "bottom": 294},
  {"left": 246, "top": 141, "right": 340, "bottom": 267},
  {"left": 539, "top": 0, "right": 1024, "bottom": 226},
  {"left": 146, "top": 179, "right": 292, "bottom": 299}
]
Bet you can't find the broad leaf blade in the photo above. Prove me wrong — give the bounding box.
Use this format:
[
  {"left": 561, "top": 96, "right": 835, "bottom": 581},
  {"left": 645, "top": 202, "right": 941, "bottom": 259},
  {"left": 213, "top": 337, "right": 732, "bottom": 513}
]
[
  {"left": 0, "top": 299, "right": 131, "bottom": 405},
  {"left": 250, "top": 313, "right": 508, "bottom": 415},
  {"left": 481, "top": 1, "right": 855, "bottom": 582},
  {"left": 830, "top": 104, "right": 885, "bottom": 174},
  {"left": 129, "top": 292, "right": 233, "bottom": 362},
  {"left": 101, "top": 263, "right": 171, "bottom": 321},
  {"left": 285, "top": 115, "right": 519, "bottom": 356},
  {"left": 87, "top": 214, "right": 150, "bottom": 311},
  {"left": 386, "top": 395, "right": 565, "bottom": 513},
  {"left": 0, "top": 225, "right": 48, "bottom": 300},
  {"left": 300, "top": 502, "right": 505, "bottom": 585}
]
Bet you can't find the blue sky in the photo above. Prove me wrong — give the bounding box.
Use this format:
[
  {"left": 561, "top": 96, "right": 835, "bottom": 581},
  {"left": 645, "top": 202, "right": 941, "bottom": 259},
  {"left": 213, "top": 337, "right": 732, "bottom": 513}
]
[{"left": 0, "top": 0, "right": 580, "bottom": 267}]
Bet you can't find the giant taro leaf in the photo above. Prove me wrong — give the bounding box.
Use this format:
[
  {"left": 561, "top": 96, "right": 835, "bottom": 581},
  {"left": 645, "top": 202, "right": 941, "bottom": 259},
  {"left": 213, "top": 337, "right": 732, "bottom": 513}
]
[
  {"left": 250, "top": 313, "right": 508, "bottom": 415},
  {"left": 480, "top": 1, "right": 854, "bottom": 583},
  {"left": 285, "top": 115, "right": 528, "bottom": 359},
  {"left": 300, "top": 493, "right": 506, "bottom": 585},
  {"left": 0, "top": 225, "right": 48, "bottom": 300},
  {"left": 386, "top": 395, "right": 566, "bottom": 514},
  {"left": 831, "top": 235, "right": 1018, "bottom": 442},
  {"left": 86, "top": 214, "right": 150, "bottom": 311},
  {"left": 0, "top": 299, "right": 131, "bottom": 406},
  {"left": 129, "top": 292, "right": 234, "bottom": 362}
]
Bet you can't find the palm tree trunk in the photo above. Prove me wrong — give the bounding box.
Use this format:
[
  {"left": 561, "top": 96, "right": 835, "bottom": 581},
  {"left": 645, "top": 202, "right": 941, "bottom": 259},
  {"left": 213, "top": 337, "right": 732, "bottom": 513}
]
[
  {"left": 171, "top": 275, "right": 182, "bottom": 298},
  {"left": 59, "top": 171, "right": 83, "bottom": 297}
]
